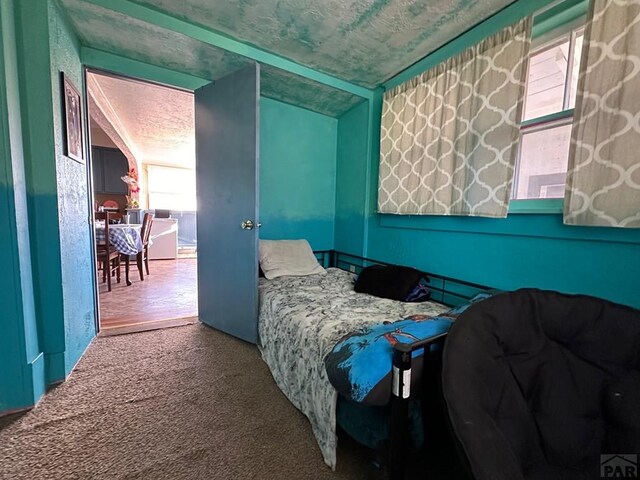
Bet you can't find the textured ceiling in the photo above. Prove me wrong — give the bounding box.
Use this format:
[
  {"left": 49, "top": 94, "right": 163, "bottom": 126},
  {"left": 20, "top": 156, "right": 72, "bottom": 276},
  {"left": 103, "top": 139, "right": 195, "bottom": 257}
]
[
  {"left": 260, "top": 65, "right": 364, "bottom": 116},
  {"left": 62, "top": 0, "right": 249, "bottom": 79},
  {"left": 62, "top": 0, "right": 515, "bottom": 113},
  {"left": 129, "top": 0, "right": 515, "bottom": 87},
  {"left": 61, "top": 0, "right": 364, "bottom": 117},
  {"left": 85, "top": 69, "right": 356, "bottom": 171},
  {"left": 88, "top": 72, "right": 196, "bottom": 169}
]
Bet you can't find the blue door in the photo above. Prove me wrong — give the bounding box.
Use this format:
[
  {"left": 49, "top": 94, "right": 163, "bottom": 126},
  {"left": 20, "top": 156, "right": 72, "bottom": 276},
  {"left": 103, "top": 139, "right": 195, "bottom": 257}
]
[{"left": 195, "top": 64, "right": 260, "bottom": 343}]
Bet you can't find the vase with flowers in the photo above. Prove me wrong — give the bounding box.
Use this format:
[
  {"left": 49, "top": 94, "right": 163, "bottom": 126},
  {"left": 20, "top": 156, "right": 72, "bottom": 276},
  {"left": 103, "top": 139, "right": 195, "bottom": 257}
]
[{"left": 121, "top": 168, "right": 140, "bottom": 209}]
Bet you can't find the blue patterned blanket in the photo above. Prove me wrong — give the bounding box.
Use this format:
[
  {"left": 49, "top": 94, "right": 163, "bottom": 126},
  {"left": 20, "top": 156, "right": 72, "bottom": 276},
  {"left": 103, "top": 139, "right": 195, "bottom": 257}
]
[{"left": 325, "top": 292, "right": 493, "bottom": 406}]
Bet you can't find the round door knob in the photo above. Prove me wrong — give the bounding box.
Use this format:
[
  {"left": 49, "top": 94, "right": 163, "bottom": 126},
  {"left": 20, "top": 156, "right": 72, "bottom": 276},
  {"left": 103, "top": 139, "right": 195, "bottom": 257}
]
[{"left": 241, "top": 220, "right": 254, "bottom": 230}]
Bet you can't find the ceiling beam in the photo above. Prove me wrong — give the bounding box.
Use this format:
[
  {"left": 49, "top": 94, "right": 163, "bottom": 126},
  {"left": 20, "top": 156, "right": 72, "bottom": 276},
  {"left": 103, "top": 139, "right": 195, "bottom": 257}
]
[
  {"left": 82, "top": 47, "right": 208, "bottom": 91},
  {"left": 84, "top": 0, "right": 374, "bottom": 100}
]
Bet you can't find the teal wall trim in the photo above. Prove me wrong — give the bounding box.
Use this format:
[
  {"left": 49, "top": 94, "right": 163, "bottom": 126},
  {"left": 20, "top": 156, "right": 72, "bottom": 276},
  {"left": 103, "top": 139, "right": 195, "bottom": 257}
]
[
  {"left": 29, "top": 352, "right": 46, "bottom": 404},
  {"left": 0, "top": 0, "right": 44, "bottom": 412},
  {"left": 5, "top": 0, "right": 96, "bottom": 409},
  {"left": 377, "top": 214, "right": 640, "bottom": 247},
  {"left": 532, "top": 0, "right": 587, "bottom": 38},
  {"left": 369, "top": 215, "right": 640, "bottom": 309},
  {"left": 84, "top": 0, "right": 373, "bottom": 99},
  {"left": 335, "top": 101, "right": 369, "bottom": 256},
  {"left": 362, "top": 88, "right": 384, "bottom": 258},
  {"left": 358, "top": 0, "right": 640, "bottom": 310},
  {"left": 45, "top": 352, "right": 67, "bottom": 387},
  {"left": 509, "top": 199, "right": 563, "bottom": 214},
  {"left": 15, "top": 0, "right": 69, "bottom": 385},
  {"left": 82, "top": 47, "right": 208, "bottom": 91},
  {"left": 259, "top": 97, "right": 337, "bottom": 250}
]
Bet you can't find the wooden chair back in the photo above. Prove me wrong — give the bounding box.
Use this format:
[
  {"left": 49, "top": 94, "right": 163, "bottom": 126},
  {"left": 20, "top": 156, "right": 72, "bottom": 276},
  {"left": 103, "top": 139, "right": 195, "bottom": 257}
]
[
  {"left": 95, "top": 211, "right": 110, "bottom": 247},
  {"left": 140, "top": 213, "right": 154, "bottom": 247},
  {"left": 94, "top": 211, "right": 121, "bottom": 291}
]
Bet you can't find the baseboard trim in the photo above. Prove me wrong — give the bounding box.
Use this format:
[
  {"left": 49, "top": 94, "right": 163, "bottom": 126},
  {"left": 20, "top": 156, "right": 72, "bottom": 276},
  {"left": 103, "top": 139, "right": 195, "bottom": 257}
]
[
  {"left": 99, "top": 316, "right": 199, "bottom": 337},
  {"left": 0, "top": 405, "right": 32, "bottom": 418},
  {"left": 28, "top": 352, "right": 46, "bottom": 403},
  {"left": 0, "top": 353, "right": 46, "bottom": 417},
  {"left": 45, "top": 352, "right": 66, "bottom": 386}
]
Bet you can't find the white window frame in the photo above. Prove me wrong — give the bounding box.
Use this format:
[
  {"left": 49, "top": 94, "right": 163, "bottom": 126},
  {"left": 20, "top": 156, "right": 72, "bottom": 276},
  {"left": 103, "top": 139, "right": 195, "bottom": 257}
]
[
  {"left": 146, "top": 164, "right": 197, "bottom": 212},
  {"left": 509, "top": 20, "right": 585, "bottom": 214}
]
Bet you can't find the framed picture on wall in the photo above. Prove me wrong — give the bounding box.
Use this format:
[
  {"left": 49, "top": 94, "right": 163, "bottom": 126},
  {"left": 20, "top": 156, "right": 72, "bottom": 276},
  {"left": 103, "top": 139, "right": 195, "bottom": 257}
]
[{"left": 61, "top": 72, "right": 84, "bottom": 163}]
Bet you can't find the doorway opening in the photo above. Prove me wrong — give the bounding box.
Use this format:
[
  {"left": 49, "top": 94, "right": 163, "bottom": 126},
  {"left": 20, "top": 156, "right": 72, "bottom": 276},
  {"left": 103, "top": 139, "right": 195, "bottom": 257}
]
[{"left": 86, "top": 69, "right": 198, "bottom": 336}]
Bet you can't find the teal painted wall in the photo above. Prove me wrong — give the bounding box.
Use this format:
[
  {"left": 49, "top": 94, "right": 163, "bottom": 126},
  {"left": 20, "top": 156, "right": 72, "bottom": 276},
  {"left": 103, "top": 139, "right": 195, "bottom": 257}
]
[
  {"left": 0, "top": 38, "right": 340, "bottom": 412},
  {"left": 337, "top": 0, "right": 640, "bottom": 309},
  {"left": 0, "top": 0, "right": 44, "bottom": 412},
  {"left": 335, "top": 101, "right": 369, "bottom": 256},
  {"left": 16, "top": 1, "right": 70, "bottom": 383},
  {"left": 48, "top": 0, "right": 96, "bottom": 374},
  {"left": 368, "top": 216, "right": 640, "bottom": 308},
  {"left": 259, "top": 97, "right": 337, "bottom": 251},
  {"left": 15, "top": 0, "right": 68, "bottom": 385},
  {"left": 12, "top": 0, "right": 95, "bottom": 394}
]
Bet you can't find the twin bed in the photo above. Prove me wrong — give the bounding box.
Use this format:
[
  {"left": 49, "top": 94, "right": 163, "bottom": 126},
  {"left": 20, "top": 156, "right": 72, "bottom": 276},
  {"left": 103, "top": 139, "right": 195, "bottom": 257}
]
[{"left": 256, "top": 244, "right": 491, "bottom": 475}]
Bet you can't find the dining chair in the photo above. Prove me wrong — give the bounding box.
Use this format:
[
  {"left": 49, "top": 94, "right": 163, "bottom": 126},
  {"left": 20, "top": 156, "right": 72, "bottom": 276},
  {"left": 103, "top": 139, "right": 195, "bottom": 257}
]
[
  {"left": 136, "top": 213, "right": 154, "bottom": 281},
  {"left": 95, "top": 212, "right": 121, "bottom": 292}
]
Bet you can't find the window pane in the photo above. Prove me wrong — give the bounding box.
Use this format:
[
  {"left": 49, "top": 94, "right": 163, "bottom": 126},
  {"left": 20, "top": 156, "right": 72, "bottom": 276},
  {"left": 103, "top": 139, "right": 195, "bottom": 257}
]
[
  {"left": 568, "top": 31, "right": 584, "bottom": 109},
  {"left": 514, "top": 124, "right": 572, "bottom": 199},
  {"left": 148, "top": 192, "right": 197, "bottom": 211},
  {"left": 147, "top": 166, "right": 196, "bottom": 210},
  {"left": 147, "top": 166, "right": 196, "bottom": 195},
  {"left": 523, "top": 39, "right": 569, "bottom": 120}
]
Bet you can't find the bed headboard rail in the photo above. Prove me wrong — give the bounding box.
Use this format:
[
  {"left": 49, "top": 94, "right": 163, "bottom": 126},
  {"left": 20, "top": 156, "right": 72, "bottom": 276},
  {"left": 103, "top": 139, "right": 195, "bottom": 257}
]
[{"left": 313, "top": 250, "right": 491, "bottom": 307}]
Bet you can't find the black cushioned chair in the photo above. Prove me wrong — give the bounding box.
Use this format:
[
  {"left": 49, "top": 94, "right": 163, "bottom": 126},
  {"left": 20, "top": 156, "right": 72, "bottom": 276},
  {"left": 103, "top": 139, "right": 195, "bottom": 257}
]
[{"left": 442, "top": 289, "right": 640, "bottom": 480}]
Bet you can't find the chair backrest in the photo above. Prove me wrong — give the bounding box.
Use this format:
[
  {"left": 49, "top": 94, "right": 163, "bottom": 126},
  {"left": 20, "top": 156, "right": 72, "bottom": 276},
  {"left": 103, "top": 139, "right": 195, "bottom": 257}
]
[
  {"left": 95, "top": 211, "right": 110, "bottom": 246},
  {"left": 443, "top": 289, "right": 640, "bottom": 479},
  {"left": 141, "top": 213, "right": 154, "bottom": 246}
]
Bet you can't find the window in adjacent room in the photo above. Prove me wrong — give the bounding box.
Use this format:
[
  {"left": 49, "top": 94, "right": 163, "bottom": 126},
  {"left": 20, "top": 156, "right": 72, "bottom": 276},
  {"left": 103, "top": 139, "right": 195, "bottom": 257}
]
[
  {"left": 147, "top": 165, "right": 197, "bottom": 211},
  {"left": 512, "top": 25, "right": 584, "bottom": 200}
]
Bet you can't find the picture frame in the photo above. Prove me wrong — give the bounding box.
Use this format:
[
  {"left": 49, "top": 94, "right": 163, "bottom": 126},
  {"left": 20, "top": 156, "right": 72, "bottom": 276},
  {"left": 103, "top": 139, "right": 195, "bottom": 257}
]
[{"left": 61, "top": 72, "right": 84, "bottom": 163}]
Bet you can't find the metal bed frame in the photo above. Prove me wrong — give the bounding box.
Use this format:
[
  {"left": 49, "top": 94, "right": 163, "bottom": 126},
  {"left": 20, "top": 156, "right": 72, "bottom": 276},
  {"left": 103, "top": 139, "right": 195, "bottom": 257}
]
[{"left": 314, "top": 250, "right": 491, "bottom": 480}]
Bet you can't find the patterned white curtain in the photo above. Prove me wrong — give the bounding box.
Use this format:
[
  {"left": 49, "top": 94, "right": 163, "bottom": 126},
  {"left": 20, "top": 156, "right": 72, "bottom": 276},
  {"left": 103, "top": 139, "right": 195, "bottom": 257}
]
[
  {"left": 378, "top": 17, "right": 532, "bottom": 217},
  {"left": 564, "top": 0, "right": 640, "bottom": 228}
]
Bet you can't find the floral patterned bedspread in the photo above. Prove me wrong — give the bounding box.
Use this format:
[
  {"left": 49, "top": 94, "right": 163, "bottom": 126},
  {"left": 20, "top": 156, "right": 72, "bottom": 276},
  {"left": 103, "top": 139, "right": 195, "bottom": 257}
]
[{"left": 257, "top": 268, "right": 448, "bottom": 469}]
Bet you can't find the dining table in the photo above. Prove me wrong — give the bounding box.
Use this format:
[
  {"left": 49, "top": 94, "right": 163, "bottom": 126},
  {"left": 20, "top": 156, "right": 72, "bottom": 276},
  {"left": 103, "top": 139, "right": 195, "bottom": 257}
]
[{"left": 95, "top": 222, "right": 143, "bottom": 286}]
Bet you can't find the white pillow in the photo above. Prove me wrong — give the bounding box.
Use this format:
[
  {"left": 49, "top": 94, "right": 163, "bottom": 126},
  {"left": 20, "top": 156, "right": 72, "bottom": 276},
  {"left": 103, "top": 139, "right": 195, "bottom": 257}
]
[{"left": 259, "top": 239, "right": 326, "bottom": 280}]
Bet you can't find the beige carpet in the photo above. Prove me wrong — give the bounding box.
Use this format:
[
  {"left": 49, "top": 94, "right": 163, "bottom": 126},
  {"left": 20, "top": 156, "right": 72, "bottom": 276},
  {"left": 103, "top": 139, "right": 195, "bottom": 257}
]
[{"left": 0, "top": 324, "right": 373, "bottom": 479}]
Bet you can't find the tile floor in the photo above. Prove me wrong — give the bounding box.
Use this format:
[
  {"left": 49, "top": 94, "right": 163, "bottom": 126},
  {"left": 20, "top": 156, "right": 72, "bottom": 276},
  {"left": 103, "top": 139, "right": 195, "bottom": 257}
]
[{"left": 99, "top": 258, "right": 198, "bottom": 333}]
